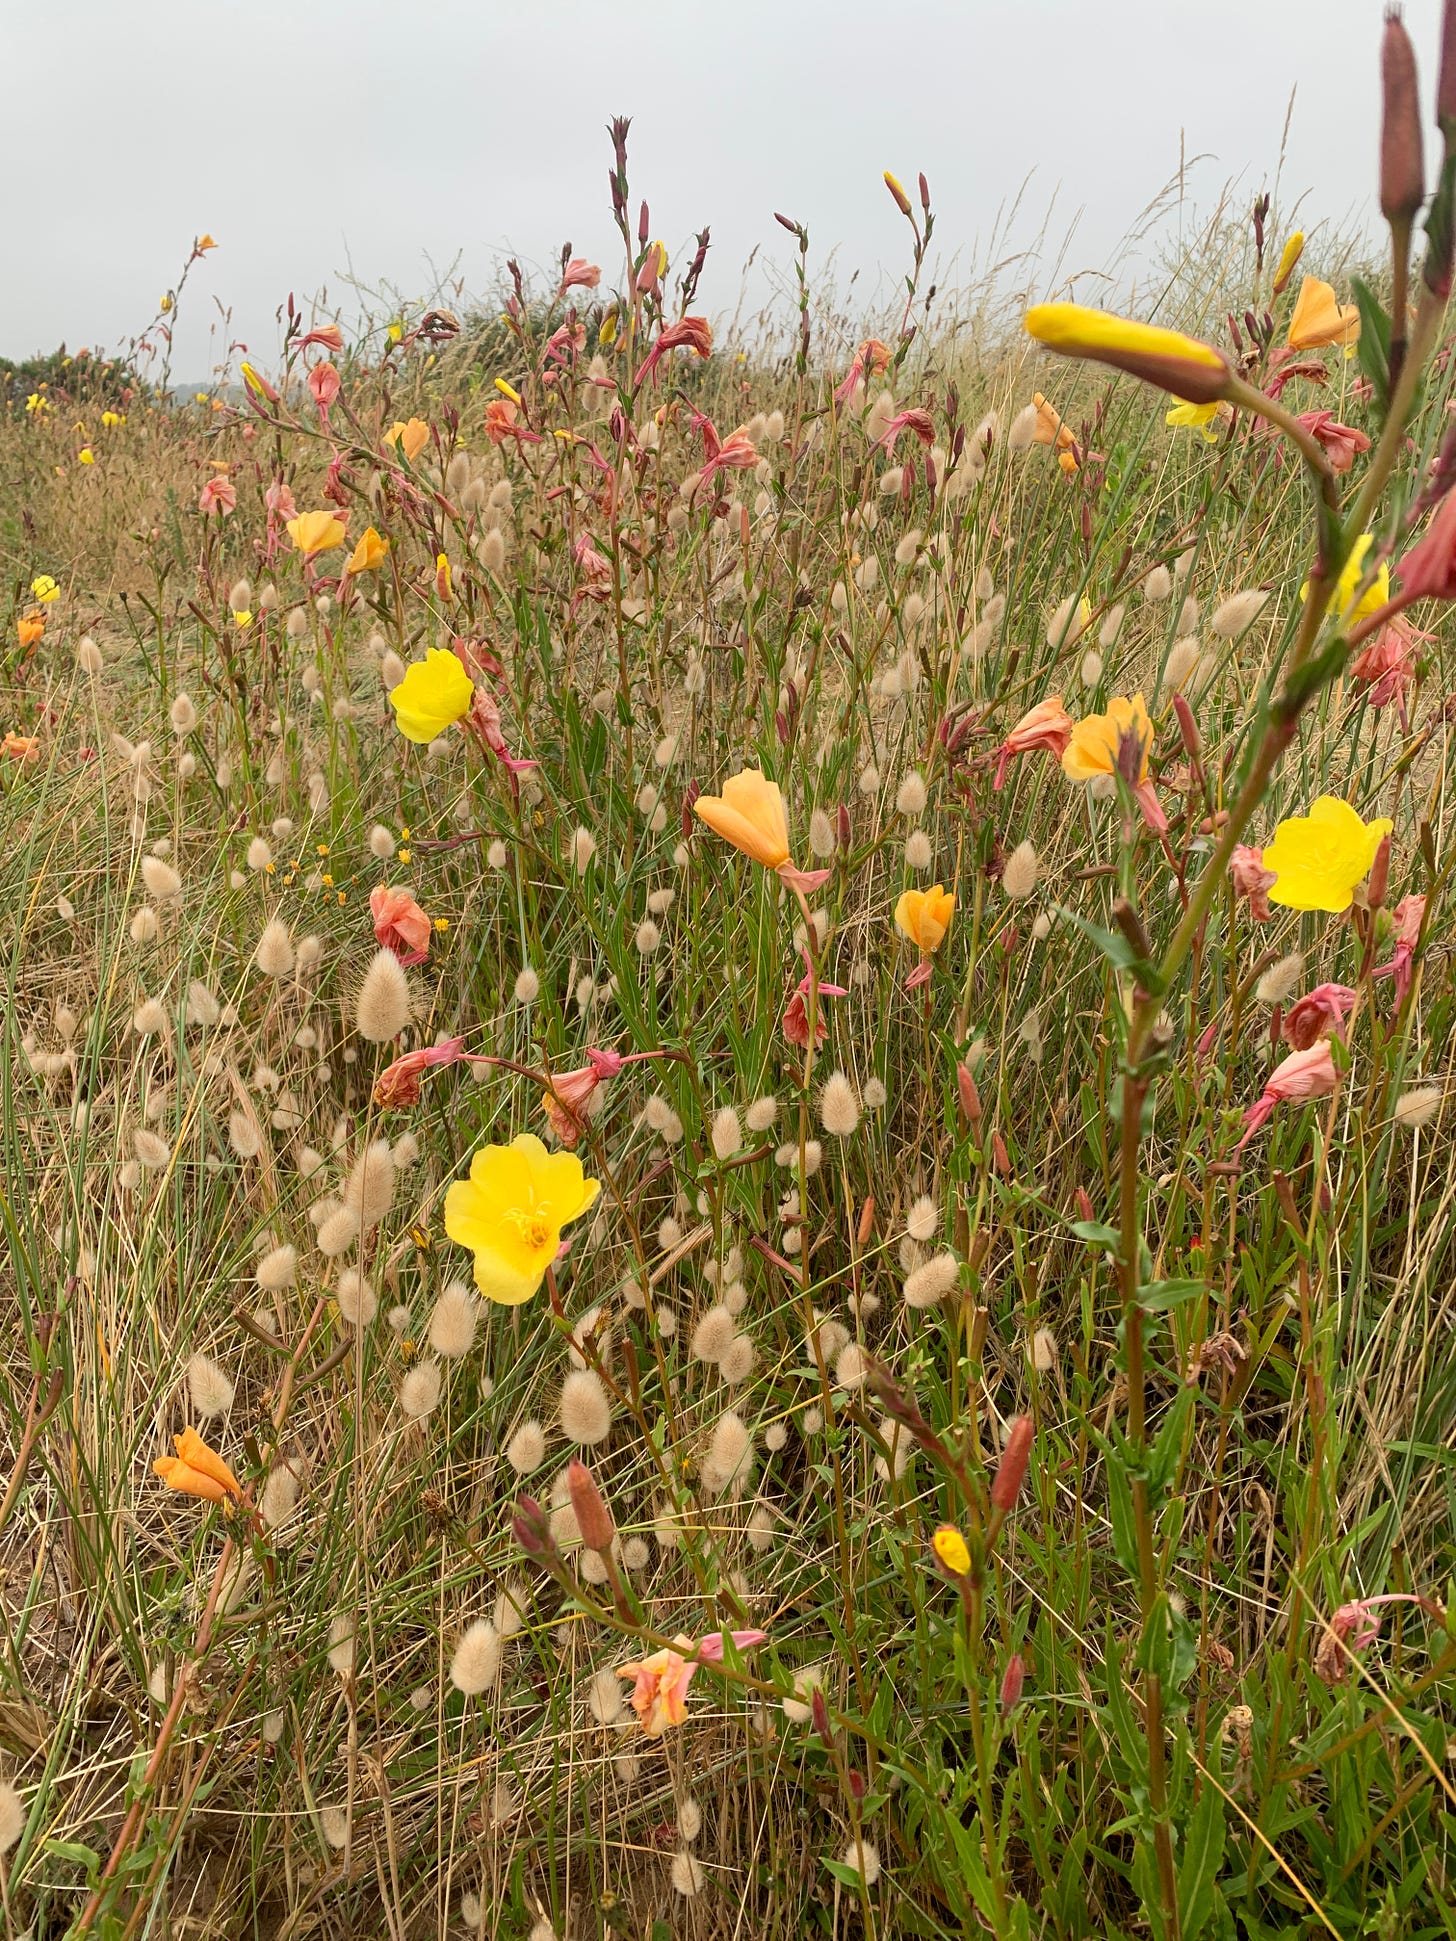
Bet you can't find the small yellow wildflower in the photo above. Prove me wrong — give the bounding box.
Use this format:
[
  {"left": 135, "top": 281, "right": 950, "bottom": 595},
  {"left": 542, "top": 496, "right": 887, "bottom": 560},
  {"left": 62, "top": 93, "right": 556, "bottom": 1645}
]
[
  {"left": 931, "top": 1525, "right": 971, "bottom": 1576},
  {"left": 1262, "top": 797, "right": 1393, "bottom": 914},
  {"left": 444, "top": 1134, "right": 601, "bottom": 1304},
  {"left": 388, "top": 649, "right": 474, "bottom": 744}
]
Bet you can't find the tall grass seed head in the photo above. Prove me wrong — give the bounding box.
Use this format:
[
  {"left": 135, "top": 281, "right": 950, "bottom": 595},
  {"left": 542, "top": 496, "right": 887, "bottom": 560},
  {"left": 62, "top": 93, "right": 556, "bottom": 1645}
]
[
  {"left": 400, "top": 1358, "right": 443, "bottom": 1418},
  {"left": 355, "top": 949, "right": 413, "bottom": 1041},
  {"left": 1001, "top": 840, "right": 1039, "bottom": 900},
  {"left": 819, "top": 1071, "right": 860, "bottom": 1137},
  {"left": 559, "top": 1369, "right": 612, "bottom": 1444},
  {"left": 450, "top": 1619, "right": 501, "bottom": 1695}
]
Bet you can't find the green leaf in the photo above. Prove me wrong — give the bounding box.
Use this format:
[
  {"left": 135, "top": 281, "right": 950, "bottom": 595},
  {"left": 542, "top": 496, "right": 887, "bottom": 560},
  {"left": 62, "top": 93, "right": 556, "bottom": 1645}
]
[
  {"left": 1072, "top": 1220, "right": 1120, "bottom": 1248},
  {"left": 1349, "top": 275, "right": 1391, "bottom": 413},
  {"left": 1057, "top": 907, "right": 1166, "bottom": 996},
  {"left": 1138, "top": 1277, "right": 1205, "bottom": 1312},
  {"left": 1178, "top": 1781, "right": 1227, "bottom": 1941}
]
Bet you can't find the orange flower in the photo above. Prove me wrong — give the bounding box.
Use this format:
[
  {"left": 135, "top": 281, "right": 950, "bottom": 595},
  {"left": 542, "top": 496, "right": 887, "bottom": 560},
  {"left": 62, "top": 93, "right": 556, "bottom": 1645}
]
[
  {"left": 1286, "top": 277, "right": 1361, "bottom": 351},
  {"left": 16, "top": 612, "right": 44, "bottom": 649},
  {"left": 286, "top": 510, "right": 348, "bottom": 556},
  {"left": 694, "top": 769, "right": 789, "bottom": 868},
  {"left": 346, "top": 525, "right": 390, "bottom": 574},
  {"left": 153, "top": 1427, "right": 241, "bottom": 1504},
  {"left": 385, "top": 417, "right": 430, "bottom": 463},
  {"left": 1032, "top": 393, "right": 1075, "bottom": 451},
  {"left": 895, "top": 884, "right": 955, "bottom": 954},
  {"left": 619, "top": 1647, "right": 695, "bottom": 1735},
  {"left": 2, "top": 732, "right": 40, "bottom": 763}
]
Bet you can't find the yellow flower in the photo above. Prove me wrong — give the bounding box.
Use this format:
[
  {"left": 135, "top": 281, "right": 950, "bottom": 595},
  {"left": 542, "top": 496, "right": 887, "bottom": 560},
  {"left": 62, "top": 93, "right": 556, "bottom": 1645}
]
[
  {"left": 1286, "top": 276, "right": 1360, "bottom": 350},
  {"left": 160, "top": 293, "right": 174, "bottom": 313},
  {"left": 436, "top": 552, "right": 453, "bottom": 598},
  {"left": 196, "top": 232, "right": 218, "bottom": 252},
  {"left": 101, "top": 410, "right": 122, "bottom": 428},
  {"left": 494, "top": 378, "right": 522, "bottom": 404},
  {"left": 444, "top": 1133, "right": 600, "bottom": 1304},
  {"left": 1166, "top": 400, "right": 1220, "bottom": 442},
  {"left": 1262, "top": 796, "right": 1393, "bottom": 914},
  {"left": 1062, "top": 694, "right": 1154, "bottom": 785},
  {"left": 894, "top": 884, "right": 955, "bottom": 954},
  {"left": 78, "top": 447, "right": 95, "bottom": 464},
  {"left": 153, "top": 1426, "right": 241, "bottom": 1504},
  {"left": 385, "top": 417, "right": 430, "bottom": 462},
  {"left": 286, "top": 509, "right": 348, "bottom": 556},
  {"left": 1024, "top": 304, "right": 1232, "bottom": 405},
  {"left": 387, "top": 318, "right": 404, "bottom": 343},
  {"left": 1272, "top": 231, "right": 1305, "bottom": 295},
  {"left": 30, "top": 575, "right": 60, "bottom": 604},
  {"left": 598, "top": 305, "right": 619, "bottom": 348},
  {"left": 233, "top": 609, "right": 252, "bottom": 629},
  {"left": 693, "top": 769, "right": 791, "bottom": 870},
  {"left": 932, "top": 1525, "right": 971, "bottom": 1576},
  {"left": 389, "top": 648, "right": 475, "bottom": 743},
  {"left": 346, "top": 525, "right": 390, "bottom": 574},
  {"left": 1300, "top": 533, "right": 1389, "bottom": 622}
]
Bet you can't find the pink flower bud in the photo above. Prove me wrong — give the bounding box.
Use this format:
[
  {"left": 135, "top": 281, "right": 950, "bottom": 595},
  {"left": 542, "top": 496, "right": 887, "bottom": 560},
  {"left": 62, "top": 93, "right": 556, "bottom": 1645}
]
[
  {"left": 957, "top": 1063, "right": 982, "bottom": 1128},
  {"left": 567, "top": 1459, "right": 616, "bottom": 1552},
  {"left": 999, "top": 1651, "right": 1026, "bottom": 1711},
  {"left": 990, "top": 1416, "right": 1033, "bottom": 1512},
  {"left": 512, "top": 1494, "right": 558, "bottom": 1564},
  {"left": 812, "top": 1684, "right": 833, "bottom": 1748},
  {"left": 1367, "top": 832, "right": 1391, "bottom": 914},
  {"left": 1382, "top": 10, "right": 1425, "bottom": 225}
]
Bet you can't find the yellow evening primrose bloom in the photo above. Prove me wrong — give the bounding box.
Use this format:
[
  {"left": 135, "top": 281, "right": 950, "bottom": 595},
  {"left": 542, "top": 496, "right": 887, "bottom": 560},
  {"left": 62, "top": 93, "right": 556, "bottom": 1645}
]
[
  {"left": 1166, "top": 400, "right": 1221, "bottom": 442},
  {"left": 1024, "top": 304, "right": 1232, "bottom": 405},
  {"left": 894, "top": 884, "right": 956, "bottom": 954},
  {"left": 101, "top": 411, "right": 122, "bottom": 428},
  {"left": 1300, "top": 533, "right": 1389, "bottom": 623},
  {"left": 387, "top": 319, "right": 404, "bottom": 342},
  {"left": 78, "top": 447, "right": 95, "bottom": 464},
  {"left": 444, "top": 1133, "right": 601, "bottom": 1304},
  {"left": 233, "top": 609, "right": 252, "bottom": 629},
  {"left": 30, "top": 575, "right": 60, "bottom": 604},
  {"left": 693, "top": 769, "right": 791, "bottom": 869},
  {"left": 1272, "top": 231, "right": 1305, "bottom": 295},
  {"left": 385, "top": 417, "right": 430, "bottom": 463},
  {"left": 388, "top": 648, "right": 474, "bottom": 744},
  {"left": 932, "top": 1525, "right": 971, "bottom": 1576},
  {"left": 346, "top": 525, "right": 390, "bottom": 574},
  {"left": 1261, "top": 796, "right": 1393, "bottom": 914},
  {"left": 286, "top": 510, "right": 348, "bottom": 557},
  {"left": 1286, "top": 276, "right": 1360, "bottom": 350},
  {"left": 1061, "top": 694, "right": 1154, "bottom": 784}
]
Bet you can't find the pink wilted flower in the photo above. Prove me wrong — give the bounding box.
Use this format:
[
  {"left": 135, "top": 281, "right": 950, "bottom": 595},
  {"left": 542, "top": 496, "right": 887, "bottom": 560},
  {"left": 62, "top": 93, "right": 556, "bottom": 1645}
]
[
  {"left": 297, "top": 322, "right": 344, "bottom": 353},
  {"left": 635, "top": 315, "right": 713, "bottom": 388},
  {"left": 783, "top": 950, "right": 848, "bottom": 1049},
  {"left": 1398, "top": 489, "right": 1456, "bottom": 601},
  {"left": 307, "top": 361, "right": 341, "bottom": 415},
  {"left": 374, "top": 1037, "right": 467, "bottom": 1108},
  {"left": 834, "top": 337, "right": 893, "bottom": 406},
  {"left": 571, "top": 534, "right": 615, "bottom": 612},
  {"left": 618, "top": 1629, "right": 767, "bottom": 1737},
  {"left": 1231, "top": 845, "right": 1277, "bottom": 923},
  {"left": 1295, "top": 410, "right": 1372, "bottom": 475},
  {"left": 1351, "top": 620, "right": 1419, "bottom": 718},
  {"left": 198, "top": 475, "right": 236, "bottom": 517},
  {"left": 1238, "top": 1041, "right": 1338, "bottom": 1149},
  {"left": 465, "top": 685, "right": 536, "bottom": 782},
  {"left": 1373, "top": 892, "right": 1426, "bottom": 1007},
  {"left": 484, "top": 396, "right": 542, "bottom": 446},
  {"left": 265, "top": 478, "right": 297, "bottom": 524},
  {"left": 370, "top": 885, "right": 431, "bottom": 966},
  {"left": 693, "top": 414, "right": 758, "bottom": 491},
  {"left": 557, "top": 257, "right": 601, "bottom": 296},
  {"left": 993, "top": 697, "right": 1075, "bottom": 789},
  {"left": 1313, "top": 1593, "right": 1434, "bottom": 1685},
  {"left": 874, "top": 406, "right": 935, "bottom": 454},
  {"left": 541, "top": 1048, "right": 624, "bottom": 1146},
  {"left": 1282, "top": 982, "right": 1356, "bottom": 1051}
]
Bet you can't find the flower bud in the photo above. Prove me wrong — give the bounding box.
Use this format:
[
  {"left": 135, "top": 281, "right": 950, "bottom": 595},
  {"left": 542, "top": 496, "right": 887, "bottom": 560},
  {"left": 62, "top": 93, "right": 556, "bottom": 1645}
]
[
  {"left": 999, "top": 1652, "right": 1026, "bottom": 1712},
  {"left": 1367, "top": 832, "right": 1391, "bottom": 914},
  {"left": 1381, "top": 11, "right": 1425, "bottom": 226},
  {"left": 1272, "top": 233, "right": 1304, "bottom": 296},
  {"left": 512, "top": 1494, "right": 559, "bottom": 1565},
  {"left": 1173, "top": 693, "right": 1202, "bottom": 765},
  {"left": 1024, "top": 304, "right": 1233, "bottom": 406},
  {"left": 837, "top": 802, "right": 851, "bottom": 850},
  {"left": 990, "top": 1416, "right": 1033, "bottom": 1512},
  {"left": 856, "top": 1196, "right": 875, "bottom": 1248},
  {"left": 566, "top": 1459, "right": 616, "bottom": 1552},
  {"left": 812, "top": 1684, "right": 834, "bottom": 1748},
  {"left": 957, "top": 1062, "right": 983, "bottom": 1130},
  {"left": 883, "top": 171, "right": 913, "bottom": 217}
]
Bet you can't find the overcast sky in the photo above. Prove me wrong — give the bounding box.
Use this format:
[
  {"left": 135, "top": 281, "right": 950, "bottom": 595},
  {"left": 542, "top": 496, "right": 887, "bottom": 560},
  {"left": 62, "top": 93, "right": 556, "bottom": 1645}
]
[{"left": 1, "top": 0, "right": 1438, "bottom": 377}]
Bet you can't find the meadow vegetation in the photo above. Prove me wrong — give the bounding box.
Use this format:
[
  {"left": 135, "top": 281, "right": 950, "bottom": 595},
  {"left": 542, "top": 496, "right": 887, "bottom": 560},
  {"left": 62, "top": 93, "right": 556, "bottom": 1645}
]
[{"left": 3, "top": 23, "right": 1456, "bottom": 1939}]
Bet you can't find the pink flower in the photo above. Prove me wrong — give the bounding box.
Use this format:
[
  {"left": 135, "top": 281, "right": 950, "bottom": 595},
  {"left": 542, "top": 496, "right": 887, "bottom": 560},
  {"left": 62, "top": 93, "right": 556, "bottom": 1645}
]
[
  {"left": 373, "top": 1037, "right": 466, "bottom": 1108},
  {"left": 993, "top": 697, "right": 1074, "bottom": 789},
  {"left": 1282, "top": 982, "right": 1356, "bottom": 1051},
  {"left": 1238, "top": 1041, "right": 1339, "bottom": 1149},
  {"left": 464, "top": 684, "right": 536, "bottom": 786},
  {"left": 265, "top": 479, "right": 298, "bottom": 523},
  {"left": 833, "top": 338, "right": 893, "bottom": 406},
  {"left": 693, "top": 415, "right": 759, "bottom": 491},
  {"left": 1373, "top": 892, "right": 1426, "bottom": 1006},
  {"left": 1230, "top": 844, "right": 1276, "bottom": 923},
  {"left": 635, "top": 316, "right": 713, "bottom": 388},
  {"left": 557, "top": 257, "right": 602, "bottom": 296},
  {"left": 198, "top": 475, "right": 236, "bottom": 517},
  {"left": 1295, "top": 410, "right": 1372, "bottom": 475},
  {"left": 782, "top": 951, "right": 848, "bottom": 1049},
  {"left": 484, "top": 396, "right": 542, "bottom": 447},
  {"left": 308, "top": 361, "right": 341, "bottom": 414},
  {"left": 542, "top": 1048, "right": 624, "bottom": 1146},
  {"left": 618, "top": 1629, "right": 767, "bottom": 1737},
  {"left": 874, "top": 407, "right": 935, "bottom": 454},
  {"left": 1314, "top": 1593, "right": 1432, "bottom": 1684},
  {"left": 370, "top": 885, "right": 431, "bottom": 966},
  {"left": 1350, "top": 620, "right": 1418, "bottom": 715},
  {"left": 1398, "top": 489, "right": 1456, "bottom": 600},
  {"left": 297, "top": 323, "right": 345, "bottom": 353}
]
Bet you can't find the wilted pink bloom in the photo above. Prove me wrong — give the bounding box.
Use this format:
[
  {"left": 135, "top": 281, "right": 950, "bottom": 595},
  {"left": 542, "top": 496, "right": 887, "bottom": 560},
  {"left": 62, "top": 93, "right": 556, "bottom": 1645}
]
[
  {"left": 1351, "top": 620, "right": 1418, "bottom": 716},
  {"left": 993, "top": 698, "right": 1074, "bottom": 789},
  {"left": 1238, "top": 1041, "right": 1338, "bottom": 1148},
  {"left": 542, "top": 1048, "right": 624, "bottom": 1146},
  {"left": 783, "top": 951, "right": 848, "bottom": 1048},
  {"left": 1399, "top": 489, "right": 1456, "bottom": 600},
  {"left": 1282, "top": 982, "right": 1356, "bottom": 1051},
  {"left": 307, "top": 361, "right": 341, "bottom": 413},
  {"left": 635, "top": 316, "right": 713, "bottom": 387},
  {"left": 297, "top": 323, "right": 344, "bottom": 353},
  {"left": 543, "top": 320, "right": 587, "bottom": 369},
  {"left": 370, "top": 884, "right": 431, "bottom": 966},
  {"left": 265, "top": 479, "right": 298, "bottom": 523},
  {"left": 875, "top": 407, "right": 935, "bottom": 454},
  {"left": 1295, "top": 410, "right": 1372, "bottom": 475},
  {"left": 834, "top": 337, "right": 893, "bottom": 406},
  {"left": 990, "top": 1416, "right": 1033, "bottom": 1511},
  {"left": 618, "top": 1629, "right": 767, "bottom": 1737},
  {"left": 1230, "top": 844, "right": 1276, "bottom": 922},
  {"left": 693, "top": 414, "right": 759, "bottom": 490},
  {"left": 373, "top": 1037, "right": 466, "bottom": 1108},
  {"left": 198, "top": 475, "right": 236, "bottom": 517},
  {"left": 1314, "top": 1593, "right": 1430, "bottom": 1684},
  {"left": 484, "top": 396, "right": 543, "bottom": 446},
  {"left": 558, "top": 257, "right": 602, "bottom": 296},
  {"left": 1373, "top": 892, "right": 1426, "bottom": 1006},
  {"left": 465, "top": 685, "right": 536, "bottom": 781}
]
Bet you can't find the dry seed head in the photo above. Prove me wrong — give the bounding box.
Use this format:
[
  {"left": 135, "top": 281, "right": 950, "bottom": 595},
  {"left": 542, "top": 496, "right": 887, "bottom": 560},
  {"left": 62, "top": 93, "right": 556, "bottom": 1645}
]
[
  {"left": 169, "top": 694, "right": 198, "bottom": 735},
  {"left": 588, "top": 1667, "right": 624, "bottom": 1722},
  {"left": 559, "top": 1369, "right": 612, "bottom": 1444},
  {"left": 1031, "top": 1326, "right": 1058, "bottom": 1371},
  {"left": 187, "top": 1353, "right": 235, "bottom": 1418},
  {"left": 905, "top": 829, "right": 933, "bottom": 870},
  {"left": 380, "top": 650, "right": 406, "bottom": 690},
  {"left": 711, "top": 1107, "right": 742, "bottom": 1160},
  {"left": 343, "top": 1138, "right": 396, "bottom": 1230},
  {"left": 399, "top": 1359, "right": 443, "bottom": 1418},
  {"left": 450, "top": 1619, "right": 501, "bottom": 1695},
  {"left": 77, "top": 636, "right": 103, "bottom": 673},
  {"left": 336, "top": 1268, "right": 377, "bottom": 1327},
  {"left": 819, "top": 1071, "right": 860, "bottom": 1138},
  {"left": 835, "top": 1342, "right": 868, "bottom": 1389},
  {"left": 255, "top": 917, "right": 294, "bottom": 979},
  {"left": 570, "top": 826, "right": 597, "bottom": 872},
  {"left": 809, "top": 807, "right": 836, "bottom": 858},
  {"left": 677, "top": 1795, "right": 703, "bottom": 1841},
  {"left": 1177, "top": 595, "right": 1200, "bottom": 634},
  {"left": 719, "top": 1332, "right": 757, "bottom": 1383},
  {"left": 133, "top": 998, "right": 168, "bottom": 1039},
  {"left": 1394, "top": 1086, "right": 1443, "bottom": 1129},
  {"left": 141, "top": 856, "right": 182, "bottom": 902},
  {"left": 317, "top": 1205, "right": 359, "bottom": 1256},
  {"left": 355, "top": 949, "right": 412, "bottom": 1041},
  {"left": 635, "top": 917, "right": 661, "bottom": 954},
  {"left": 1255, "top": 953, "right": 1304, "bottom": 1006},
  {"left": 1080, "top": 650, "right": 1104, "bottom": 688},
  {"left": 671, "top": 1851, "right": 706, "bottom": 1898},
  {"left": 507, "top": 1420, "right": 547, "bottom": 1474},
  {"left": 228, "top": 1109, "right": 262, "bottom": 1160},
  {"left": 327, "top": 1614, "right": 356, "bottom": 1675},
  {"left": 903, "top": 1251, "right": 960, "bottom": 1308},
  {"left": 907, "top": 1195, "right": 938, "bottom": 1242},
  {"left": 1211, "top": 589, "right": 1269, "bottom": 637},
  {"left": 842, "top": 1839, "right": 881, "bottom": 1887},
  {"left": 1001, "top": 840, "right": 1040, "bottom": 901},
  {"left": 1098, "top": 602, "right": 1126, "bottom": 648},
  {"left": 429, "top": 1284, "right": 479, "bottom": 1357},
  {"left": 257, "top": 1244, "right": 296, "bottom": 1291},
  {"left": 261, "top": 1462, "right": 301, "bottom": 1535},
  {"left": 1144, "top": 565, "right": 1172, "bottom": 603},
  {"left": 245, "top": 836, "right": 273, "bottom": 872},
  {"left": 368, "top": 824, "right": 396, "bottom": 860},
  {"left": 1007, "top": 403, "right": 1038, "bottom": 450},
  {"left": 514, "top": 966, "right": 540, "bottom": 1005},
  {"left": 702, "top": 1410, "right": 752, "bottom": 1497},
  {"left": 130, "top": 906, "right": 159, "bottom": 945}
]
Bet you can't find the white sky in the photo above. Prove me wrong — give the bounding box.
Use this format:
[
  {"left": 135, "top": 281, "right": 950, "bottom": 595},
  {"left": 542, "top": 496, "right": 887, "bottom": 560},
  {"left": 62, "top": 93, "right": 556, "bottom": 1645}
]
[{"left": 1, "top": 0, "right": 1439, "bottom": 378}]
